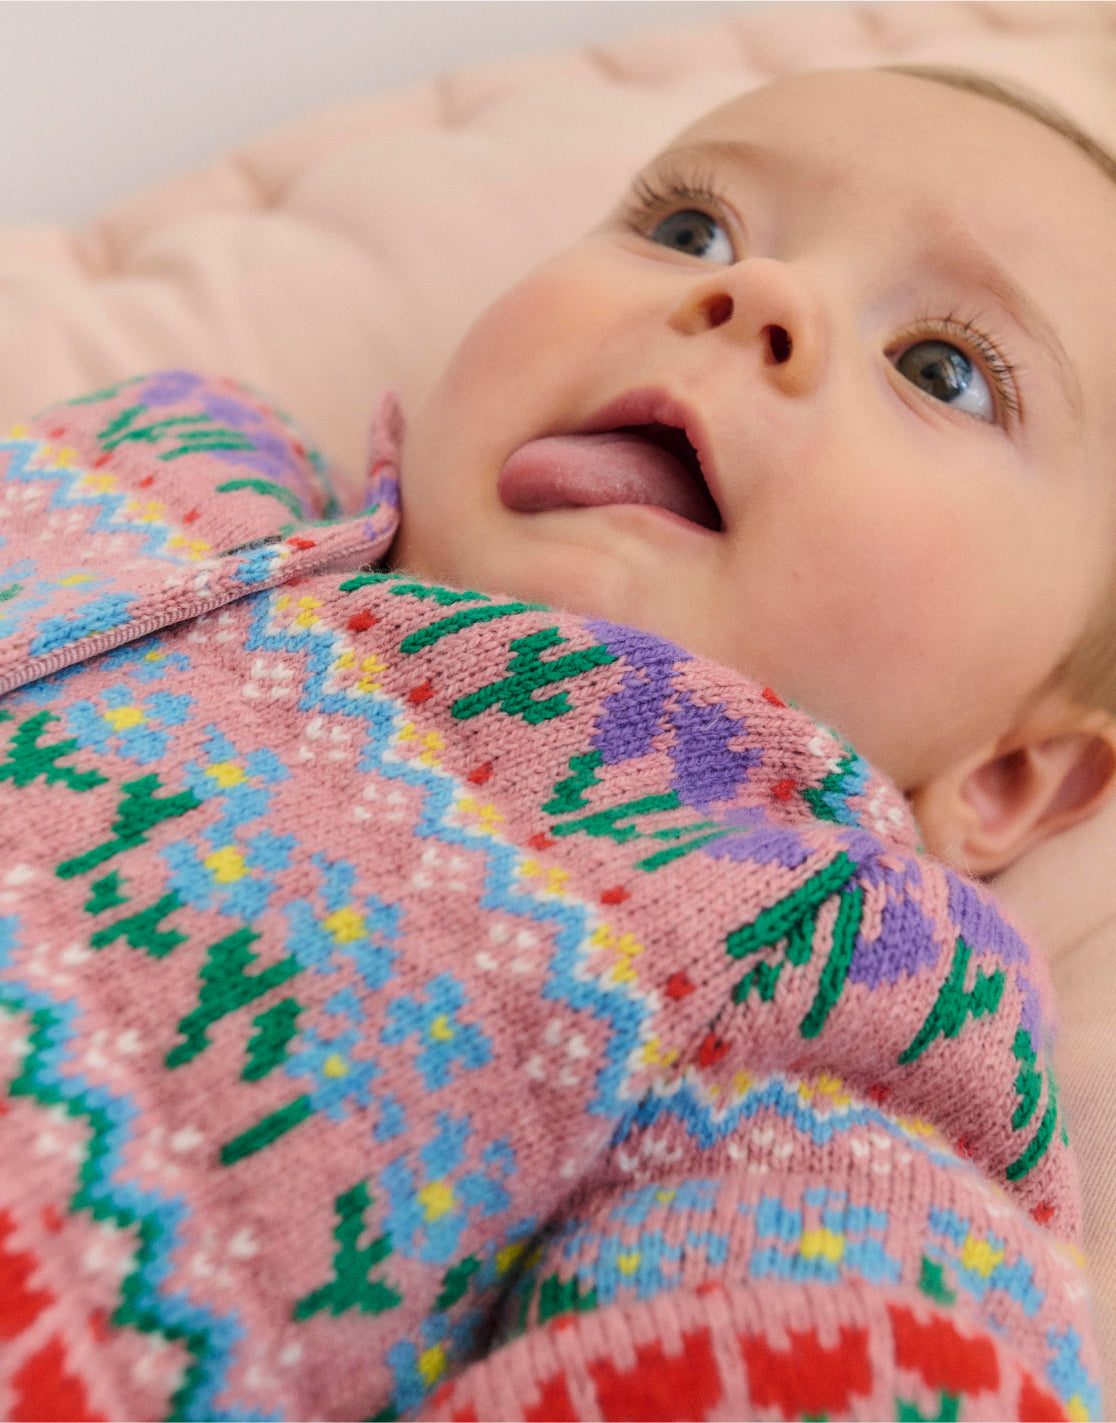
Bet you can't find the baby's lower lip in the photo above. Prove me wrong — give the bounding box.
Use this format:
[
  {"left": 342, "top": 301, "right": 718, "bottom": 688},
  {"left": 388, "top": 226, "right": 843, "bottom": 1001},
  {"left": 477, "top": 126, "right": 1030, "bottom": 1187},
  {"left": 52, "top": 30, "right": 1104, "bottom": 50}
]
[{"left": 497, "top": 431, "right": 721, "bottom": 530}]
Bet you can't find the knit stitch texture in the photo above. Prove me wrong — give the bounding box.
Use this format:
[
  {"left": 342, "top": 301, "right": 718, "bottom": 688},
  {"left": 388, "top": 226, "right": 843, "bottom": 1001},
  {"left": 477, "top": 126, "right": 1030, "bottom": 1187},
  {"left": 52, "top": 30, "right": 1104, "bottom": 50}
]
[{"left": 0, "top": 374, "right": 1101, "bottom": 1421}]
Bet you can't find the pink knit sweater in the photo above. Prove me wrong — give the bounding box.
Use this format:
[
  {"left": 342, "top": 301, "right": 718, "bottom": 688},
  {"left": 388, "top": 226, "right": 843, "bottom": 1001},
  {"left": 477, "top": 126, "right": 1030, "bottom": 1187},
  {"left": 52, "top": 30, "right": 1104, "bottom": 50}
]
[{"left": 0, "top": 374, "right": 1101, "bottom": 1421}]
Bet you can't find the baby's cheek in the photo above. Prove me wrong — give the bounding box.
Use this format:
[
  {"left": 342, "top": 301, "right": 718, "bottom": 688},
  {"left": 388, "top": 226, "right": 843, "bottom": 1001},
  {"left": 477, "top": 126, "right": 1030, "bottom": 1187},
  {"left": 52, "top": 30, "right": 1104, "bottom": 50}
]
[
  {"left": 830, "top": 494, "right": 1066, "bottom": 750},
  {"left": 443, "top": 253, "right": 614, "bottom": 396},
  {"left": 805, "top": 495, "right": 973, "bottom": 658},
  {"left": 787, "top": 497, "right": 1000, "bottom": 758}
]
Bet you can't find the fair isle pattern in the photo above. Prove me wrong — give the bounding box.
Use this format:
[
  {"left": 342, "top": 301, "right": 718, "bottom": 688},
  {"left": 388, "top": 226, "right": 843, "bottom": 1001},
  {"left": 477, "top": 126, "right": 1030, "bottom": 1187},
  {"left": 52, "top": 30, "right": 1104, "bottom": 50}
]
[
  {"left": 0, "top": 377, "right": 1101, "bottom": 1422},
  {"left": 0, "top": 371, "right": 393, "bottom": 694}
]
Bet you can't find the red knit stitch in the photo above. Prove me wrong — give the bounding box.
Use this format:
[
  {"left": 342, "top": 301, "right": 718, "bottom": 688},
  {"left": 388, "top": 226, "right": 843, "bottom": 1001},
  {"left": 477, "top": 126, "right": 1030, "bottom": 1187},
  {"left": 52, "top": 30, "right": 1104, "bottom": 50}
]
[
  {"left": 888, "top": 1304, "right": 999, "bottom": 1396},
  {"left": 0, "top": 1211, "right": 54, "bottom": 1340},
  {"left": 589, "top": 1330, "right": 723, "bottom": 1421},
  {"left": 740, "top": 1324, "right": 872, "bottom": 1420},
  {"left": 40, "top": 1204, "right": 64, "bottom": 1235},
  {"left": 523, "top": 1372, "right": 578, "bottom": 1422},
  {"left": 665, "top": 971, "right": 696, "bottom": 999},
  {"left": 697, "top": 1031, "right": 729, "bottom": 1067},
  {"left": 1017, "top": 1370, "right": 1069, "bottom": 1422},
  {"left": 10, "top": 1336, "right": 105, "bottom": 1423}
]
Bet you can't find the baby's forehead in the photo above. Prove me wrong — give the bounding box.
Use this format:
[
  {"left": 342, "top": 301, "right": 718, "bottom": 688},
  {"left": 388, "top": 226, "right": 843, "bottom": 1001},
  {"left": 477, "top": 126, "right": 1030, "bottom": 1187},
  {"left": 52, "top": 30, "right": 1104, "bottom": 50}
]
[
  {"left": 657, "top": 67, "right": 1116, "bottom": 288},
  {"left": 671, "top": 65, "right": 1116, "bottom": 198}
]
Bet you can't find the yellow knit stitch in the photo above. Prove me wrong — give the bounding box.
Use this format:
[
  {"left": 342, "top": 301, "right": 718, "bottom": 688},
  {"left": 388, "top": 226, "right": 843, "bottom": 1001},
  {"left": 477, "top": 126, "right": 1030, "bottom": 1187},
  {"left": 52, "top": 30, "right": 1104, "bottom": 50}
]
[
  {"left": 589, "top": 926, "right": 646, "bottom": 984},
  {"left": 960, "top": 1235, "right": 1004, "bottom": 1278},
  {"left": 418, "top": 1345, "right": 447, "bottom": 1387},
  {"left": 800, "top": 1229, "right": 844, "bottom": 1263},
  {"left": 294, "top": 596, "right": 323, "bottom": 629},
  {"left": 205, "top": 847, "right": 247, "bottom": 883},
  {"left": 167, "top": 534, "right": 211, "bottom": 560},
  {"left": 324, "top": 907, "right": 365, "bottom": 944},
  {"left": 207, "top": 762, "right": 246, "bottom": 788},
  {"left": 81, "top": 472, "right": 118, "bottom": 493},
  {"left": 358, "top": 654, "right": 388, "bottom": 682},
  {"left": 419, "top": 1182, "right": 454, "bottom": 1221},
  {"left": 103, "top": 706, "right": 145, "bottom": 731},
  {"left": 496, "top": 1242, "right": 526, "bottom": 1275}
]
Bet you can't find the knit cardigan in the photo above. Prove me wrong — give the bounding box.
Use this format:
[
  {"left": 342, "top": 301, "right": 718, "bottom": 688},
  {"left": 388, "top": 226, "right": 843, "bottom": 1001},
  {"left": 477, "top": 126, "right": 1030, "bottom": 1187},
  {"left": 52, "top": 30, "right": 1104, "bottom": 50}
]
[{"left": 0, "top": 373, "right": 1101, "bottom": 1422}]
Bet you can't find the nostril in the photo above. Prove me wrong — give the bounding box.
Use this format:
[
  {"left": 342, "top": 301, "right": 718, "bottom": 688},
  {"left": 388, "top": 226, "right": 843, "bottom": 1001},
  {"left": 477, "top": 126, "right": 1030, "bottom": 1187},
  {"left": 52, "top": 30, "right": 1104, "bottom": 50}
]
[
  {"left": 765, "top": 324, "right": 793, "bottom": 364},
  {"left": 704, "top": 294, "right": 734, "bottom": 328}
]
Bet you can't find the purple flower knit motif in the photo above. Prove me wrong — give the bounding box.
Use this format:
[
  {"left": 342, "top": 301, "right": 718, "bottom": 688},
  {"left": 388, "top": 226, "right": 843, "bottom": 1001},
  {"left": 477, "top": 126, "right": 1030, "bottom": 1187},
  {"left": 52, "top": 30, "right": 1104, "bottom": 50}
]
[{"left": 0, "top": 375, "right": 1099, "bottom": 1423}]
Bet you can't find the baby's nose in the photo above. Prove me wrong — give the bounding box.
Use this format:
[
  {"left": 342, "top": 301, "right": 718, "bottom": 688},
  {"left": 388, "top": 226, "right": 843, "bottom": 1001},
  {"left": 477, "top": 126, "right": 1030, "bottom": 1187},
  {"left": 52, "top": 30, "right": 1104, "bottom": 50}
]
[
  {"left": 702, "top": 292, "right": 795, "bottom": 365},
  {"left": 671, "top": 257, "right": 825, "bottom": 395}
]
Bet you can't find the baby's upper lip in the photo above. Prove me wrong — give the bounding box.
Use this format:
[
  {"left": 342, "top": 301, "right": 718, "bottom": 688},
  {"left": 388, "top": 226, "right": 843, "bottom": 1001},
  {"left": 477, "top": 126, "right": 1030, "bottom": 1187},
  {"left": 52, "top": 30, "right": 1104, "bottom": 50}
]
[{"left": 573, "top": 388, "right": 725, "bottom": 525}]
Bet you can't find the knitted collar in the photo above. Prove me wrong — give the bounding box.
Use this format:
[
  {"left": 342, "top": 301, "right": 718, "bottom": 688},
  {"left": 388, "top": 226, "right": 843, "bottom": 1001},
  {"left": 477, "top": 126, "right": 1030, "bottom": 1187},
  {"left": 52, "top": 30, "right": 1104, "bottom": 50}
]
[{"left": 365, "top": 392, "right": 921, "bottom": 853}]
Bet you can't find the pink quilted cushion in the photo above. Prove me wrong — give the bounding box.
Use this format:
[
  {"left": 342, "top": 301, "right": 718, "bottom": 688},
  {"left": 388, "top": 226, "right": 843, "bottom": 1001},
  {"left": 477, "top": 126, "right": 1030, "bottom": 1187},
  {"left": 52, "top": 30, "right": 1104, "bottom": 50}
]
[
  {"left": 3, "top": 1, "right": 1115, "bottom": 499},
  {"left": 2, "top": 0, "right": 1115, "bottom": 1400}
]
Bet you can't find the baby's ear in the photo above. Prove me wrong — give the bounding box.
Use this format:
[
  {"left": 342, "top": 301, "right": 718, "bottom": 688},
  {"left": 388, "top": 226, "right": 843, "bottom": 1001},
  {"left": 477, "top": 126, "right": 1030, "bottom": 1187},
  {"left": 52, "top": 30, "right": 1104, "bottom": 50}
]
[{"left": 908, "top": 702, "right": 1116, "bottom": 877}]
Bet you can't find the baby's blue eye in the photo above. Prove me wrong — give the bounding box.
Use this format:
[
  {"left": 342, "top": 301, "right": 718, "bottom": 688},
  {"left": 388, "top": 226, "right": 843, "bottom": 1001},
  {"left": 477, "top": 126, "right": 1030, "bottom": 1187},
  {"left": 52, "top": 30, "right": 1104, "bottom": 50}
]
[
  {"left": 895, "top": 339, "right": 994, "bottom": 422},
  {"left": 650, "top": 209, "right": 734, "bottom": 265}
]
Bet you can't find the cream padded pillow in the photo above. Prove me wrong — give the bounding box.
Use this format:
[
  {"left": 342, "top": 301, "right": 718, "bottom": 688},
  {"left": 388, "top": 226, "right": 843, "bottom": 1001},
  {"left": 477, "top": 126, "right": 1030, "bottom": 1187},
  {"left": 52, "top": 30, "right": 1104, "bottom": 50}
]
[{"left": 2, "top": 0, "right": 1115, "bottom": 1399}]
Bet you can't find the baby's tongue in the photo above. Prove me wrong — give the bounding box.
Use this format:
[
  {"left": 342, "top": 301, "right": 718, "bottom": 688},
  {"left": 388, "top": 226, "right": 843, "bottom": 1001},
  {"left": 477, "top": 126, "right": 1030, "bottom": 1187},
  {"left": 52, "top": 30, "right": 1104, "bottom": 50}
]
[{"left": 498, "top": 431, "right": 715, "bottom": 527}]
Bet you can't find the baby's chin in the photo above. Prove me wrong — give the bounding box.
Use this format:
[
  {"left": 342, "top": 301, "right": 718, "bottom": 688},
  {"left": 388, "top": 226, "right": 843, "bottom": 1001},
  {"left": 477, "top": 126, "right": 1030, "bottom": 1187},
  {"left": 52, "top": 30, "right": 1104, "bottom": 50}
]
[
  {"left": 393, "top": 511, "right": 701, "bottom": 638},
  {"left": 392, "top": 518, "right": 935, "bottom": 794},
  {"left": 392, "top": 540, "right": 623, "bottom": 626}
]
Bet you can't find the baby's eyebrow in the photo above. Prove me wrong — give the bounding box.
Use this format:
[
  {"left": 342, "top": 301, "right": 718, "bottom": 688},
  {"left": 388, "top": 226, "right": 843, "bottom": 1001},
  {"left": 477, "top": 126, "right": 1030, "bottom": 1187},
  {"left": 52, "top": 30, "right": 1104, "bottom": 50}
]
[
  {"left": 915, "top": 214, "right": 1084, "bottom": 423},
  {"left": 655, "top": 138, "right": 777, "bottom": 179}
]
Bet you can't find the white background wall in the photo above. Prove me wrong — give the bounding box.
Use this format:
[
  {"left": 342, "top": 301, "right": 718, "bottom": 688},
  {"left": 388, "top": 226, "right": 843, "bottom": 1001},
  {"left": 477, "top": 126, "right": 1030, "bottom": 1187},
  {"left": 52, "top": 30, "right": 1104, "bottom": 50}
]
[{"left": 0, "top": 1, "right": 757, "bottom": 225}]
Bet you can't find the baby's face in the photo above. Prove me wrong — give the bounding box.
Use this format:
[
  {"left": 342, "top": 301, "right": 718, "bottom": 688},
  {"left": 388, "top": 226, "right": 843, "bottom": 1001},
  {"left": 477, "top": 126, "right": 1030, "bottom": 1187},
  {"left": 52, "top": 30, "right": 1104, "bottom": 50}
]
[{"left": 392, "top": 69, "right": 1116, "bottom": 790}]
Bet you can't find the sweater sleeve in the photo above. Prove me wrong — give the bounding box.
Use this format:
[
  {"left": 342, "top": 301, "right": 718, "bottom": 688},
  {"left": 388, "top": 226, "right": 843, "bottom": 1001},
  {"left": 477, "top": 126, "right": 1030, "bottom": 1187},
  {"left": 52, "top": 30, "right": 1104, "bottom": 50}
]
[
  {"left": 420, "top": 1141, "right": 1091, "bottom": 1422},
  {"left": 0, "top": 371, "right": 398, "bottom": 696},
  {"left": 420, "top": 1278, "right": 1075, "bottom": 1422}
]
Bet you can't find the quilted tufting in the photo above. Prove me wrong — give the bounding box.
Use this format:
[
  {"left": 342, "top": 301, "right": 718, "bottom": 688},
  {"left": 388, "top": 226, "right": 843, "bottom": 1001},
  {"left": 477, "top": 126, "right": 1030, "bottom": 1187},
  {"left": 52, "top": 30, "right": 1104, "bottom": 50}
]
[{"left": 2, "top": 2, "right": 1114, "bottom": 499}]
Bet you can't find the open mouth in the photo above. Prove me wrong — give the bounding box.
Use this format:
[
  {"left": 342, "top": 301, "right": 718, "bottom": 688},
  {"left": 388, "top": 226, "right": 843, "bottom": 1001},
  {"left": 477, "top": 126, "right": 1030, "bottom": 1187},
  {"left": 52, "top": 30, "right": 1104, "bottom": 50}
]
[
  {"left": 497, "top": 397, "right": 724, "bottom": 533},
  {"left": 619, "top": 421, "right": 723, "bottom": 531}
]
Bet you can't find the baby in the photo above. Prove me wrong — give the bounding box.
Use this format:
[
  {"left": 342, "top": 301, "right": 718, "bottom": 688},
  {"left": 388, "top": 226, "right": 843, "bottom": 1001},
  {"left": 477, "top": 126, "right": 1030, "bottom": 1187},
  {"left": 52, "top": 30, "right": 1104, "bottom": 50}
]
[
  {"left": 0, "top": 64, "right": 1114, "bottom": 1423},
  {"left": 393, "top": 64, "right": 1116, "bottom": 880}
]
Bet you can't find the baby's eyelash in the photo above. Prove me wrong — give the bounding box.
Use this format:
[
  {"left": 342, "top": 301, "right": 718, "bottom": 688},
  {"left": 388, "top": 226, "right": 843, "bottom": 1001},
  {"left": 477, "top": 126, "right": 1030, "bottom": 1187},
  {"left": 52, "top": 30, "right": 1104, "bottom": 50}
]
[
  {"left": 899, "top": 311, "right": 1023, "bottom": 427},
  {"left": 621, "top": 168, "right": 726, "bottom": 236}
]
